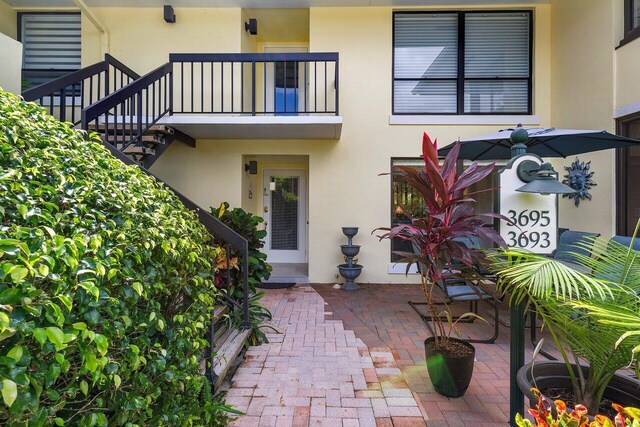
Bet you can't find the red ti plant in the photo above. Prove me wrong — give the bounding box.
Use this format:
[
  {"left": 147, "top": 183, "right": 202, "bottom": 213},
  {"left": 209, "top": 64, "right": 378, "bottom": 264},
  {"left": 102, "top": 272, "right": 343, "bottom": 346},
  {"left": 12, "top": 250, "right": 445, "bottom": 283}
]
[{"left": 375, "top": 133, "right": 506, "bottom": 351}]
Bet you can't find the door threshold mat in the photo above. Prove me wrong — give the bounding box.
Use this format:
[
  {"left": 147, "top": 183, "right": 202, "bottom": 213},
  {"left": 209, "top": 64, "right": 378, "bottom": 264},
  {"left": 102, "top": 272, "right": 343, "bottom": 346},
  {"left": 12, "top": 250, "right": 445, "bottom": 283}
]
[{"left": 257, "top": 282, "right": 297, "bottom": 289}]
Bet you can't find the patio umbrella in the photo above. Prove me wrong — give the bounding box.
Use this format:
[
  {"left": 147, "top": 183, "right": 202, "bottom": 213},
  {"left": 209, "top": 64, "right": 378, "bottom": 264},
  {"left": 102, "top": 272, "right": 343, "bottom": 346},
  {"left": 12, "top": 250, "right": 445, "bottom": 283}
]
[{"left": 438, "top": 127, "right": 640, "bottom": 160}]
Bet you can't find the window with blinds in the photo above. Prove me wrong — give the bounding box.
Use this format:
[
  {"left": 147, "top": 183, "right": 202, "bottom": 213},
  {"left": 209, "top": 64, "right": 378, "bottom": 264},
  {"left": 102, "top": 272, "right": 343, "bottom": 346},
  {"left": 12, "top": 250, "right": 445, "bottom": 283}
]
[
  {"left": 393, "top": 11, "right": 532, "bottom": 115},
  {"left": 19, "top": 13, "right": 81, "bottom": 89},
  {"left": 623, "top": 0, "right": 640, "bottom": 44}
]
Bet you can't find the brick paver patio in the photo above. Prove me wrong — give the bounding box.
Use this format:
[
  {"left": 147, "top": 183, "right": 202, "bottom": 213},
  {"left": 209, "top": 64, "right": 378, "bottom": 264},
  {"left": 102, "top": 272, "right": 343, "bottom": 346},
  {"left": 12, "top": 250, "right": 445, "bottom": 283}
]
[
  {"left": 314, "top": 283, "right": 538, "bottom": 427},
  {"left": 227, "top": 285, "right": 428, "bottom": 427}
]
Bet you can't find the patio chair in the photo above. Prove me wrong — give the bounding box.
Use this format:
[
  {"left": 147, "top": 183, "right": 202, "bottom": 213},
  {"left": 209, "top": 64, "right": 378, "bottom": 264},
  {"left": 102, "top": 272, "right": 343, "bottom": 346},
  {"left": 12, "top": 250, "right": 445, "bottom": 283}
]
[
  {"left": 408, "top": 237, "right": 501, "bottom": 344},
  {"left": 552, "top": 230, "right": 600, "bottom": 263}
]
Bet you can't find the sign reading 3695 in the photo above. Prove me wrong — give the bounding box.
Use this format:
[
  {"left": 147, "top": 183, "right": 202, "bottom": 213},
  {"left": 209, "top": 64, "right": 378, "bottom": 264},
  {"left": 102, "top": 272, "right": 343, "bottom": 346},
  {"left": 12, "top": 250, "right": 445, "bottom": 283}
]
[{"left": 505, "top": 209, "right": 551, "bottom": 249}]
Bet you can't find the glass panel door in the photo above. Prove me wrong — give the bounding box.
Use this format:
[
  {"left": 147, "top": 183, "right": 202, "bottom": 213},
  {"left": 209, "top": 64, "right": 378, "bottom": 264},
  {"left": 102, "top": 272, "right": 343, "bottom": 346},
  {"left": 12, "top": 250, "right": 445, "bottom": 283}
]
[
  {"left": 263, "top": 170, "right": 307, "bottom": 263},
  {"left": 271, "top": 176, "right": 299, "bottom": 250},
  {"left": 274, "top": 61, "right": 299, "bottom": 116}
]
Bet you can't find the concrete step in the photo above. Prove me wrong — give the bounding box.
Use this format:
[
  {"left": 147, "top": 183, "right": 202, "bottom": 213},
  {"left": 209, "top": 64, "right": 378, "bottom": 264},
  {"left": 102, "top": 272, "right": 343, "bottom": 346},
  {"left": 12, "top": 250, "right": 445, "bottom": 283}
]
[
  {"left": 212, "top": 327, "right": 251, "bottom": 390},
  {"left": 88, "top": 123, "right": 174, "bottom": 136},
  {"left": 122, "top": 145, "right": 155, "bottom": 156},
  {"left": 103, "top": 133, "right": 167, "bottom": 146},
  {"left": 213, "top": 305, "right": 228, "bottom": 325}
]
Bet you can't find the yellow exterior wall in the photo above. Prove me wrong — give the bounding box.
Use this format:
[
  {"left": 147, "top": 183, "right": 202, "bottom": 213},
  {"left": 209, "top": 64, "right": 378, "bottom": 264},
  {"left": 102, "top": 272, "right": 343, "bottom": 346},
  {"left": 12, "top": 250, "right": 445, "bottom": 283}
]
[
  {"left": 616, "top": 40, "right": 640, "bottom": 111},
  {"left": 82, "top": 8, "right": 243, "bottom": 72},
  {"left": 9, "top": 1, "right": 625, "bottom": 282},
  {"left": 614, "top": 0, "right": 640, "bottom": 115},
  {"left": 550, "top": 0, "right": 616, "bottom": 237},
  {"left": 0, "top": 1, "right": 16, "bottom": 40},
  {"left": 150, "top": 4, "right": 553, "bottom": 284},
  {"left": 0, "top": 32, "right": 21, "bottom": 94}
]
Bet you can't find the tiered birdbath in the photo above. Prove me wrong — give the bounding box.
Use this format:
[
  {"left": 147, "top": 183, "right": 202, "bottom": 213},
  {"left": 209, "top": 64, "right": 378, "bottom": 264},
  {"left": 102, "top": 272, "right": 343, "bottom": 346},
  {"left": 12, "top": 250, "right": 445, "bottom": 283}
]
[{"left": 338, "top": 227, "right": 363, "bottom": 291}]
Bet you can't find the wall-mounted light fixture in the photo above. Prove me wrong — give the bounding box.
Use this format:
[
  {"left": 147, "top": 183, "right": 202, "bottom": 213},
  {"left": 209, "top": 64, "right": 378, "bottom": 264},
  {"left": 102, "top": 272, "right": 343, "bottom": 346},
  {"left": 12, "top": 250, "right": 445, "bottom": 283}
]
[
  {"left": 515, "top": 161, "right": 575, "bottom": 195},
  {"left": 164, "top": 5, "right": 176, "bottom": 23},
  {"left": 245, "top": 160, "right": 257, "bottom": 175},
  {"left": 507, "top": 126, "right": 575, "bottom": 196},
  {"left": 245, "top": 18, "right": 257, "bottom": 36}
]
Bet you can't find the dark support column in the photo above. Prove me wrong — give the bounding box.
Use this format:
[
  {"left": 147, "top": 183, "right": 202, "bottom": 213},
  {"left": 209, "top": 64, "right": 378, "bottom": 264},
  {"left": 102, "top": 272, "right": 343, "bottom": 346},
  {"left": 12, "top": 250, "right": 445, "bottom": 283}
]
[{"left": 510, "top": 302, "right": 525, "bottom": 426}]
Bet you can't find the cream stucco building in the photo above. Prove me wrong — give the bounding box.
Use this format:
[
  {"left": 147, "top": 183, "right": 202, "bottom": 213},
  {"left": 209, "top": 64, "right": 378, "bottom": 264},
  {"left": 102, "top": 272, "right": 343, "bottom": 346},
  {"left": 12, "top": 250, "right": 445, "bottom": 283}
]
[{"left": 1, "top": 0, "right": 640, "bottom": 284}]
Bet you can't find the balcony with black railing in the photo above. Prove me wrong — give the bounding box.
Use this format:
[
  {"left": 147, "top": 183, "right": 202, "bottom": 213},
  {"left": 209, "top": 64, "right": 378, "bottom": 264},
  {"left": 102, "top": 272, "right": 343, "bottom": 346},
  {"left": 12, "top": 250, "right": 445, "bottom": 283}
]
[{"left": 162, "top": 52, "right": 341, "bottom": 140}]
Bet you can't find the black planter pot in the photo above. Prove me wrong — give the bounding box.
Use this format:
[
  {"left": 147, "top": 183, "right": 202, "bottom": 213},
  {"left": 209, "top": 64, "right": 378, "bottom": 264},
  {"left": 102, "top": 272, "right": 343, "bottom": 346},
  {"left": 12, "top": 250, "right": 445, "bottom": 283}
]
[
  {"left": 517, "top": 361, "right": 640, "bottom": 409},
  {"left": 424, "top": 337, "right": 476, "bottom": 398}
]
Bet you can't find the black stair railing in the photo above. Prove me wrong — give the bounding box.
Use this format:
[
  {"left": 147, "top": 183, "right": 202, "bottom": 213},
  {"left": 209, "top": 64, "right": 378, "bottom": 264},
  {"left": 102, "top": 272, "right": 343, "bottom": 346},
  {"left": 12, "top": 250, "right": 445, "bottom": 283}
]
[
  {"left": 94, "top": 134, "right": 250, "bottom": 387},
  {"left": 169, "top": 52, "right": 339, "bottom": 116},
  {"left": 80, "top": 61, "right": 250, "bottom": 387},
  {"left": 22, "top": 54, "right": 140, "bottom": 126},
  {"left": 81, "top": 62, "right": 172, "bottom": 154}
]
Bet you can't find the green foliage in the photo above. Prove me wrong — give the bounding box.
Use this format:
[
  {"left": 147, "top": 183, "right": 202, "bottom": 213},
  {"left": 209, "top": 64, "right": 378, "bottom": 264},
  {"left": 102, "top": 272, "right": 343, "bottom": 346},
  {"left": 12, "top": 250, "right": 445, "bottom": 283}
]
[
  {"left": 210, "top": 203, "right": 273, "bottom": 343},
  {"left": 489, "top": 235, "right": 640, "bottom": 413},
  {"left": 211, "top": 202, "right": 272, "bottom": 295},
  {"left": 375, "top": 133, "right": 505, "bottom": 351},
  {"left": 0, "top": 90, "right": 232, "bottom": 425},
  {"left": 516, "top": 388, "right": 640, "bottom": 427}
]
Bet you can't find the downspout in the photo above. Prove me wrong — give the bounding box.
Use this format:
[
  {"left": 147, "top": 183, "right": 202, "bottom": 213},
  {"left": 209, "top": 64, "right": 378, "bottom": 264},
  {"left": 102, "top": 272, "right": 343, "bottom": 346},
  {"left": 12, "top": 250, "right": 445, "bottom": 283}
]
[{"left": 73, "top": 0, "right": 110, "bottom": 57}]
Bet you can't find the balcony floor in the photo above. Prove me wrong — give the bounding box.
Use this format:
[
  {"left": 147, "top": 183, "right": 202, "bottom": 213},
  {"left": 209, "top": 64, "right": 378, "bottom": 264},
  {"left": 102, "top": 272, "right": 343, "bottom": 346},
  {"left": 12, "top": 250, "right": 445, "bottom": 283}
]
[{"left": 159, "top": 114, "right": 342, "bottom": 140}]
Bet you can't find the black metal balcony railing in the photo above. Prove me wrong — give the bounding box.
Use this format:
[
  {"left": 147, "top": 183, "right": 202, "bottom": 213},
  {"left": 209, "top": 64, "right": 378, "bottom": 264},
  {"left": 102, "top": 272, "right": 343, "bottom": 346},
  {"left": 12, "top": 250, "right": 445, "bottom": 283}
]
[
  {"left": 22, "top": 54, "right": 140, "bottom": 126},
  {"left": 170, "top": 53, "right": 339, "bottom": 116}
]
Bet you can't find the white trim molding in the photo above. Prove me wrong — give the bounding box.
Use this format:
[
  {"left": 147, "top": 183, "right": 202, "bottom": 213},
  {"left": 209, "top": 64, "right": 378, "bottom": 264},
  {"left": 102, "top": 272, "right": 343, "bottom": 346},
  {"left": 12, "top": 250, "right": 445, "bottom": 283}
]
[
  {"left": 388, "top": 262, "right": 419, "bottom": 275},
  {"left": 389, "top": 115, "right": 541, "bottom": 126},
  {"left": 614, "top": 101, "right": 640, "bottom": 119}
]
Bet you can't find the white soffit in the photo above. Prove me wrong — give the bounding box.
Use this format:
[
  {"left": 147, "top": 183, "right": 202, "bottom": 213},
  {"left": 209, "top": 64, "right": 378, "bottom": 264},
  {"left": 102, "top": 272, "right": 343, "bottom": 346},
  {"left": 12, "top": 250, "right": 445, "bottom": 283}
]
[
  {"left": 158, "top": 115, "right": 343, "bottom": 140},
  {"left": 5, "top": 0, "right": 550, "bottom": 8}
]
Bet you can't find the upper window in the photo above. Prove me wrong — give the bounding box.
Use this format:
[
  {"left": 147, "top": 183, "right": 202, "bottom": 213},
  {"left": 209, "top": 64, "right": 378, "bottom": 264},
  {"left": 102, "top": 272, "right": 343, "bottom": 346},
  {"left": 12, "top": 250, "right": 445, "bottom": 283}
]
[
  {"left": 622, "top": 0, "right": 640, "bottom": 45},
  {"left": 18, "top": 12, "right": 81, "bottom": 91},
  {"left": 393, "top": 11, "right": 532, "bottom": 115}
]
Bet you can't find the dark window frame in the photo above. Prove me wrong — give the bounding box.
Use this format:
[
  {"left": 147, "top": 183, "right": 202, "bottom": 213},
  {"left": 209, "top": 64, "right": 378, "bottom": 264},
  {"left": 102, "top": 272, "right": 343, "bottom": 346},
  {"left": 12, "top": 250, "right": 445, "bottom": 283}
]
[
  {"left": 616, "top": 111, "right": 640, "bottom": 235},
  {"left": 619, "top": 0, "right": 640, "bottom": 48},
  {"left": 392, "top": 10, "right": 534, "bottom": 116},
  {"left": 17, "top": 11, "right": 82, "bottom": 88}
]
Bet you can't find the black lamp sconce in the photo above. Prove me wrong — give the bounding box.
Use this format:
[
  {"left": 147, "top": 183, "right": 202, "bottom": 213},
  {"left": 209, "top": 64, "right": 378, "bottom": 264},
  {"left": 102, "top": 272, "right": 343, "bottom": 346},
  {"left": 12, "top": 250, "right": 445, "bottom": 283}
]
[
  {"left": 245, "top": 161, "right": 257, "bottom": 175},
  {"left": 164, "top": 5, "right": 176, "bottom": 23},
  {"left": 509, "top": 125, "right": 575, "bottom": 196},
  {"left": 245, "top": 18, "right": 257, "bottom": 35},
  {"left": 515, "top": 161, "right": 575, "bottom": 195}
]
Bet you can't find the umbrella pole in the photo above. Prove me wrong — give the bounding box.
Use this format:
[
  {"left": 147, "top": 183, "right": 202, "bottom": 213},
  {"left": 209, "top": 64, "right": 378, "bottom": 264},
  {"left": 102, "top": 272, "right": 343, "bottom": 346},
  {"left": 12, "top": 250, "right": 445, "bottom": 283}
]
[
  {"left": 508, "top": 132, "right": 528, "bottom": 426},
  {"left": 510, "top": 303, "right": 525, "bottom": 426}
]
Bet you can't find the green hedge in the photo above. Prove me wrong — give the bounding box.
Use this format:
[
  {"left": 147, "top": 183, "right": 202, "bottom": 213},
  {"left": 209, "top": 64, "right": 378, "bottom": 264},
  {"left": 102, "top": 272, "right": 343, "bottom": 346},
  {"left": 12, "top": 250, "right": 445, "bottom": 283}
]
[{"left": 0, "top": 90, "right": 228, "bottom": 426}]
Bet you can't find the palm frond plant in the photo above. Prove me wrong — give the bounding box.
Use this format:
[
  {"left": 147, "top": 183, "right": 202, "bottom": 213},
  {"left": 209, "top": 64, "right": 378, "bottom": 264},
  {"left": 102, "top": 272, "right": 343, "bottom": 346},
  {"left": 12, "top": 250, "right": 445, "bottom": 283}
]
[
  {"left": 375, "top": 133, "right": 506, "bottom": 352},
  {"left": 488, "top": 234, "right": 640, "bottom": 413},
  {"left": 571, "top": 297, "right": 640, "bottom": 377}
]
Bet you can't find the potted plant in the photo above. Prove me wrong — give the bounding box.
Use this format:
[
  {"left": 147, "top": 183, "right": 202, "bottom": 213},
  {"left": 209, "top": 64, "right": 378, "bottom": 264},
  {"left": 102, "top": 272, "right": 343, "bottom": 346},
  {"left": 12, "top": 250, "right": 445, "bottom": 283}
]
[
  {"left": 489, "top": 235, "right": 640, "bottom": 414},
  {"left": 375, "top": 133, "right": 506, "bottom": 397},
  {"left": 516, "top": 387, "right": 640, "bottom": 426}
]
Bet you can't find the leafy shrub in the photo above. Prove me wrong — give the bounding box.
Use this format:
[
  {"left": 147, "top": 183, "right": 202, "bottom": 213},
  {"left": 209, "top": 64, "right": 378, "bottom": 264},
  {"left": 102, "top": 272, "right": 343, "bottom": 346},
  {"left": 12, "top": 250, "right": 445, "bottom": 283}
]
[
  {"left": 0, "top": 90, "right": 231, "bottom": 425},
  {"left": 210, "top": 202, "right": 272, "bottom": 294},
  {"left": 210, "top": 203, "right": 274, "bottom": 344}
]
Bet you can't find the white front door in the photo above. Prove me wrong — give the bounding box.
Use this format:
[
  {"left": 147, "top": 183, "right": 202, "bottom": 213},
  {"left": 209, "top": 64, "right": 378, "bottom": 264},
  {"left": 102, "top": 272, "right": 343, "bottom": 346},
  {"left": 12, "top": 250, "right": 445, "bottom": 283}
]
[{"left": 263, "top": 170, "right": 307, "bottom": 263}]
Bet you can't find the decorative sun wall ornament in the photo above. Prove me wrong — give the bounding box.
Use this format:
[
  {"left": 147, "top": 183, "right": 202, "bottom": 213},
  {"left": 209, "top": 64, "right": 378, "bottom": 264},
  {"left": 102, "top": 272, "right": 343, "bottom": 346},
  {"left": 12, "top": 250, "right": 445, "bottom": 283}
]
[{"left": 562, "top": 157, "right": 596, "bottom": 206}]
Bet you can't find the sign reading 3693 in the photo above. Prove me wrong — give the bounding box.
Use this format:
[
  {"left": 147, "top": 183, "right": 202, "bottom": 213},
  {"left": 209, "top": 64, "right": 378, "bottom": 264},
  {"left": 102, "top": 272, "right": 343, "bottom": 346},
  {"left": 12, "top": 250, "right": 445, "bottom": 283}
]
[
  {"left": 505, "top": 209, "right": 552, "bottom": 249},
  {"left": 498, "top": 155, "right": 558, "bottom": 255}
]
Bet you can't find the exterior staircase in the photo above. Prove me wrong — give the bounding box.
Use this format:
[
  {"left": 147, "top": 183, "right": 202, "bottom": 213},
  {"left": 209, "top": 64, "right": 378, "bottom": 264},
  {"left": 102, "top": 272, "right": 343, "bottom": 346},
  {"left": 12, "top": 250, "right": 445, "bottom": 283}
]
[
  {"left": 206, "top": 305, "right": 252, "bottom": 389},
  {"left": 21, "top": 54, "right": 252, "bottom": 391},
  {"left": 86, "top": 123, "right": 194, "bottom": 168}
]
